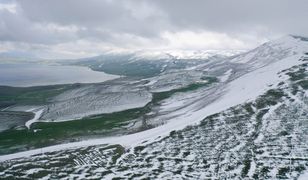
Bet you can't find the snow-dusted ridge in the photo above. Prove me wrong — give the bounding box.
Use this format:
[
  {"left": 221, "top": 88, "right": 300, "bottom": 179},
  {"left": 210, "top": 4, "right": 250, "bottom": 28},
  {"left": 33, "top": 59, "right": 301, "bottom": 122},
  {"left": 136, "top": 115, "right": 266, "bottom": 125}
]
[
  {"left": 0, "top": 35, "right": 307, "bottom": 161},
  {"left": 230, "top": 35, "right": 308, "bottom": 67},
  {"left": 129, "top": 49, "right": 244, "bottom": 60}
]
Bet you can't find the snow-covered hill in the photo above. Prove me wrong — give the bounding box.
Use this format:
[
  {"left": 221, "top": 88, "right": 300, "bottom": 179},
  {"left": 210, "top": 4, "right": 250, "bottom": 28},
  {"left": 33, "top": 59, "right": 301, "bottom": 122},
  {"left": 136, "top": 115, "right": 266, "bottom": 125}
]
[
  {"left": 64, "top": 49, "right": 242, "bottom": 77},
  {"left": 0, "top": 35, "right": 307, "bottom": 179},
  {"left": 230, "top": 35, "right": 308, "bottom": 67}
]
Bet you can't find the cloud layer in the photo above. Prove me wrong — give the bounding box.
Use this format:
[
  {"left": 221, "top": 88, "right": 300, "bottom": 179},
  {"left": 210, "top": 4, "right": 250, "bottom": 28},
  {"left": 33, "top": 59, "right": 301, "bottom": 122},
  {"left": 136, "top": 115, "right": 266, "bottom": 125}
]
[{"left": 0, "top": 0, "right": 307, "bottom": 58}]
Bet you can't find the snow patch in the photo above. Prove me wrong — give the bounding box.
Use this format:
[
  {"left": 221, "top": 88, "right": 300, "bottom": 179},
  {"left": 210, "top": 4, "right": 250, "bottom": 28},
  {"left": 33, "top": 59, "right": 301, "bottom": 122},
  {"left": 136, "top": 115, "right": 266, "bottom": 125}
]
[
  {"left": 25, "top": 108, "right": 44, "bottom": 129},
  {"left": 219, "top": 69, "right": 232, "bottom": 82}
]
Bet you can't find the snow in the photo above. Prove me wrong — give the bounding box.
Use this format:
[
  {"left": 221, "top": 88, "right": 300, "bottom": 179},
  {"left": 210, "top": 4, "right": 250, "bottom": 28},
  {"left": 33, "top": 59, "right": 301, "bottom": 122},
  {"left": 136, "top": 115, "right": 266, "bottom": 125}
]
[
  {"left": 254, "top": 133, "right": 264, "bottom": 144},
  {"left": 219, "top": 69, "right": 232, "bottom": 82},
  {"left": 298, "top": 171, "right": 308, "bottom": 180},
  {"left": 0, "top": 47, "right": 304, "bottom": 162},
  {"left": 248, "top": 160, "right": 256, "bottom": 178},
  {"left": 222, "top": 54, "right": 302, "bottom": 104},
  {"left": 39, "top": 85, "right": 152, "bottom": 122},
  {"left": 25, "top": 168, "right": 45, "bottom": 175},
  {"left": 130, "top": 49, "right": 243, "bottom": 60},
  {"left": 231, "top": 50, "right": 257, "bottom": 64},
  {"left": 25, "top": 108, "right": 44, "bottom": 129},
  {"left": 230, "top": 35, "right": 308, "bottom": 68},
  {"left": 1, "top": 35, "right": 307, "bottom": 164}
]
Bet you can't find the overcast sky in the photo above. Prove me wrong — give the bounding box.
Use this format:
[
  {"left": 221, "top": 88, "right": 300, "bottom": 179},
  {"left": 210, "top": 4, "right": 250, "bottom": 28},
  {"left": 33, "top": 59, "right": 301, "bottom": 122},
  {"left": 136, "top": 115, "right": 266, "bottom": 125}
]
[{"left": 0, "top": 0, "right": 307, "bottom": 59}]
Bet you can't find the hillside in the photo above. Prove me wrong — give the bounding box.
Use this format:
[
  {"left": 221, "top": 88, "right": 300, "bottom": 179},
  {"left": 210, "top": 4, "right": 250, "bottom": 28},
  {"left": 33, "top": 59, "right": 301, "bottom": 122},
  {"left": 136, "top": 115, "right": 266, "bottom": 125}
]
[{"left": 0, "top": 35, "right": 307, "bottom": 179}]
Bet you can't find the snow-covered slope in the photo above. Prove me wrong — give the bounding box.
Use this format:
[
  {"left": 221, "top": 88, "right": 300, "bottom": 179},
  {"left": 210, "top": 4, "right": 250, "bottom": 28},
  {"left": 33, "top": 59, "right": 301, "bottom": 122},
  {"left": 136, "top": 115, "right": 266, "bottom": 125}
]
[
  {"left": 40, "top": 83, "right": 152, "bottom": 121},
  {"left": 230, "top": 35, "right": 308, "bottom": 68},
  {"left": 0, "top": 35, "right": 307, "bottom": 179}
]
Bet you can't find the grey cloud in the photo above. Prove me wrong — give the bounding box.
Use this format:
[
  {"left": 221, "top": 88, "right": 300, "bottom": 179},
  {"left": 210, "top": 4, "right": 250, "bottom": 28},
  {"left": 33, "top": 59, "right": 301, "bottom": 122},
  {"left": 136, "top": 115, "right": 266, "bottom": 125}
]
[
  {"left": 0, "top": 9, "right": 77, "bottom": 44},
  {"left": 15, "top": 0, "right": 308, "bottom": 40},
  {"left": 0, "top": 0, "right": 308, "bottom": 58},
  {"left": 18, "top": 0, "right": 169, "bottom": 38},
  {"left": 151, "top": 0, "right": 308, "bottom": 36}
]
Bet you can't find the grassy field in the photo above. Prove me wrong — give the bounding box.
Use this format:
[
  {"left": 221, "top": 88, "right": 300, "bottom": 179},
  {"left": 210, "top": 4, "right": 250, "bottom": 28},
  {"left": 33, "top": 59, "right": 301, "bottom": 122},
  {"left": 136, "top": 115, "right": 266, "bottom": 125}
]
[
  {"left": 0, "top": 107, "right": 146, "bottom": 155},
  {"left": 0, "top": 84, "right": 78, "bottom": 109}
]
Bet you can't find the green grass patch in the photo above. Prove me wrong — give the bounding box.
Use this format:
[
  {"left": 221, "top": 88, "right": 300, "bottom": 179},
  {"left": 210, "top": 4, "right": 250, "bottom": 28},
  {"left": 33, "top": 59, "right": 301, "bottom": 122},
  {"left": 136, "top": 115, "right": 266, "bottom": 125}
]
[
  {"left": 241, "top": 158, "right": 251, "bottom": 177},
  {"left": 297, "top": 80, "right": 308, "bottom": 89},
  {"left": 152, "top": 77, "right": 218, "bottom": 102},
  {"left": 0, "top": 107, "right": 147, "bottom": 155},
  {"left": 255, "top": 89, "right": 285, "bottom": 109},
  {"left": 109, "top": 144, "right": 125, "bottom": 164},
  {"left": 286, "top": 68, "right": 307, "bottom": 82},
  {"left": 0, "top": 84, "right": 78, "bottom": 109}
]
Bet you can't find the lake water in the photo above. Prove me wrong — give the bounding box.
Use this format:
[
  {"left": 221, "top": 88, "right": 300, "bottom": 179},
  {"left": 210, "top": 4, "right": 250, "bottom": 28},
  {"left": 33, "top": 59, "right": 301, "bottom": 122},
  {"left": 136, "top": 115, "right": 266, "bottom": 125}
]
[{"left": 0, "top": 63, "right": 119, "bottom": 87}]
